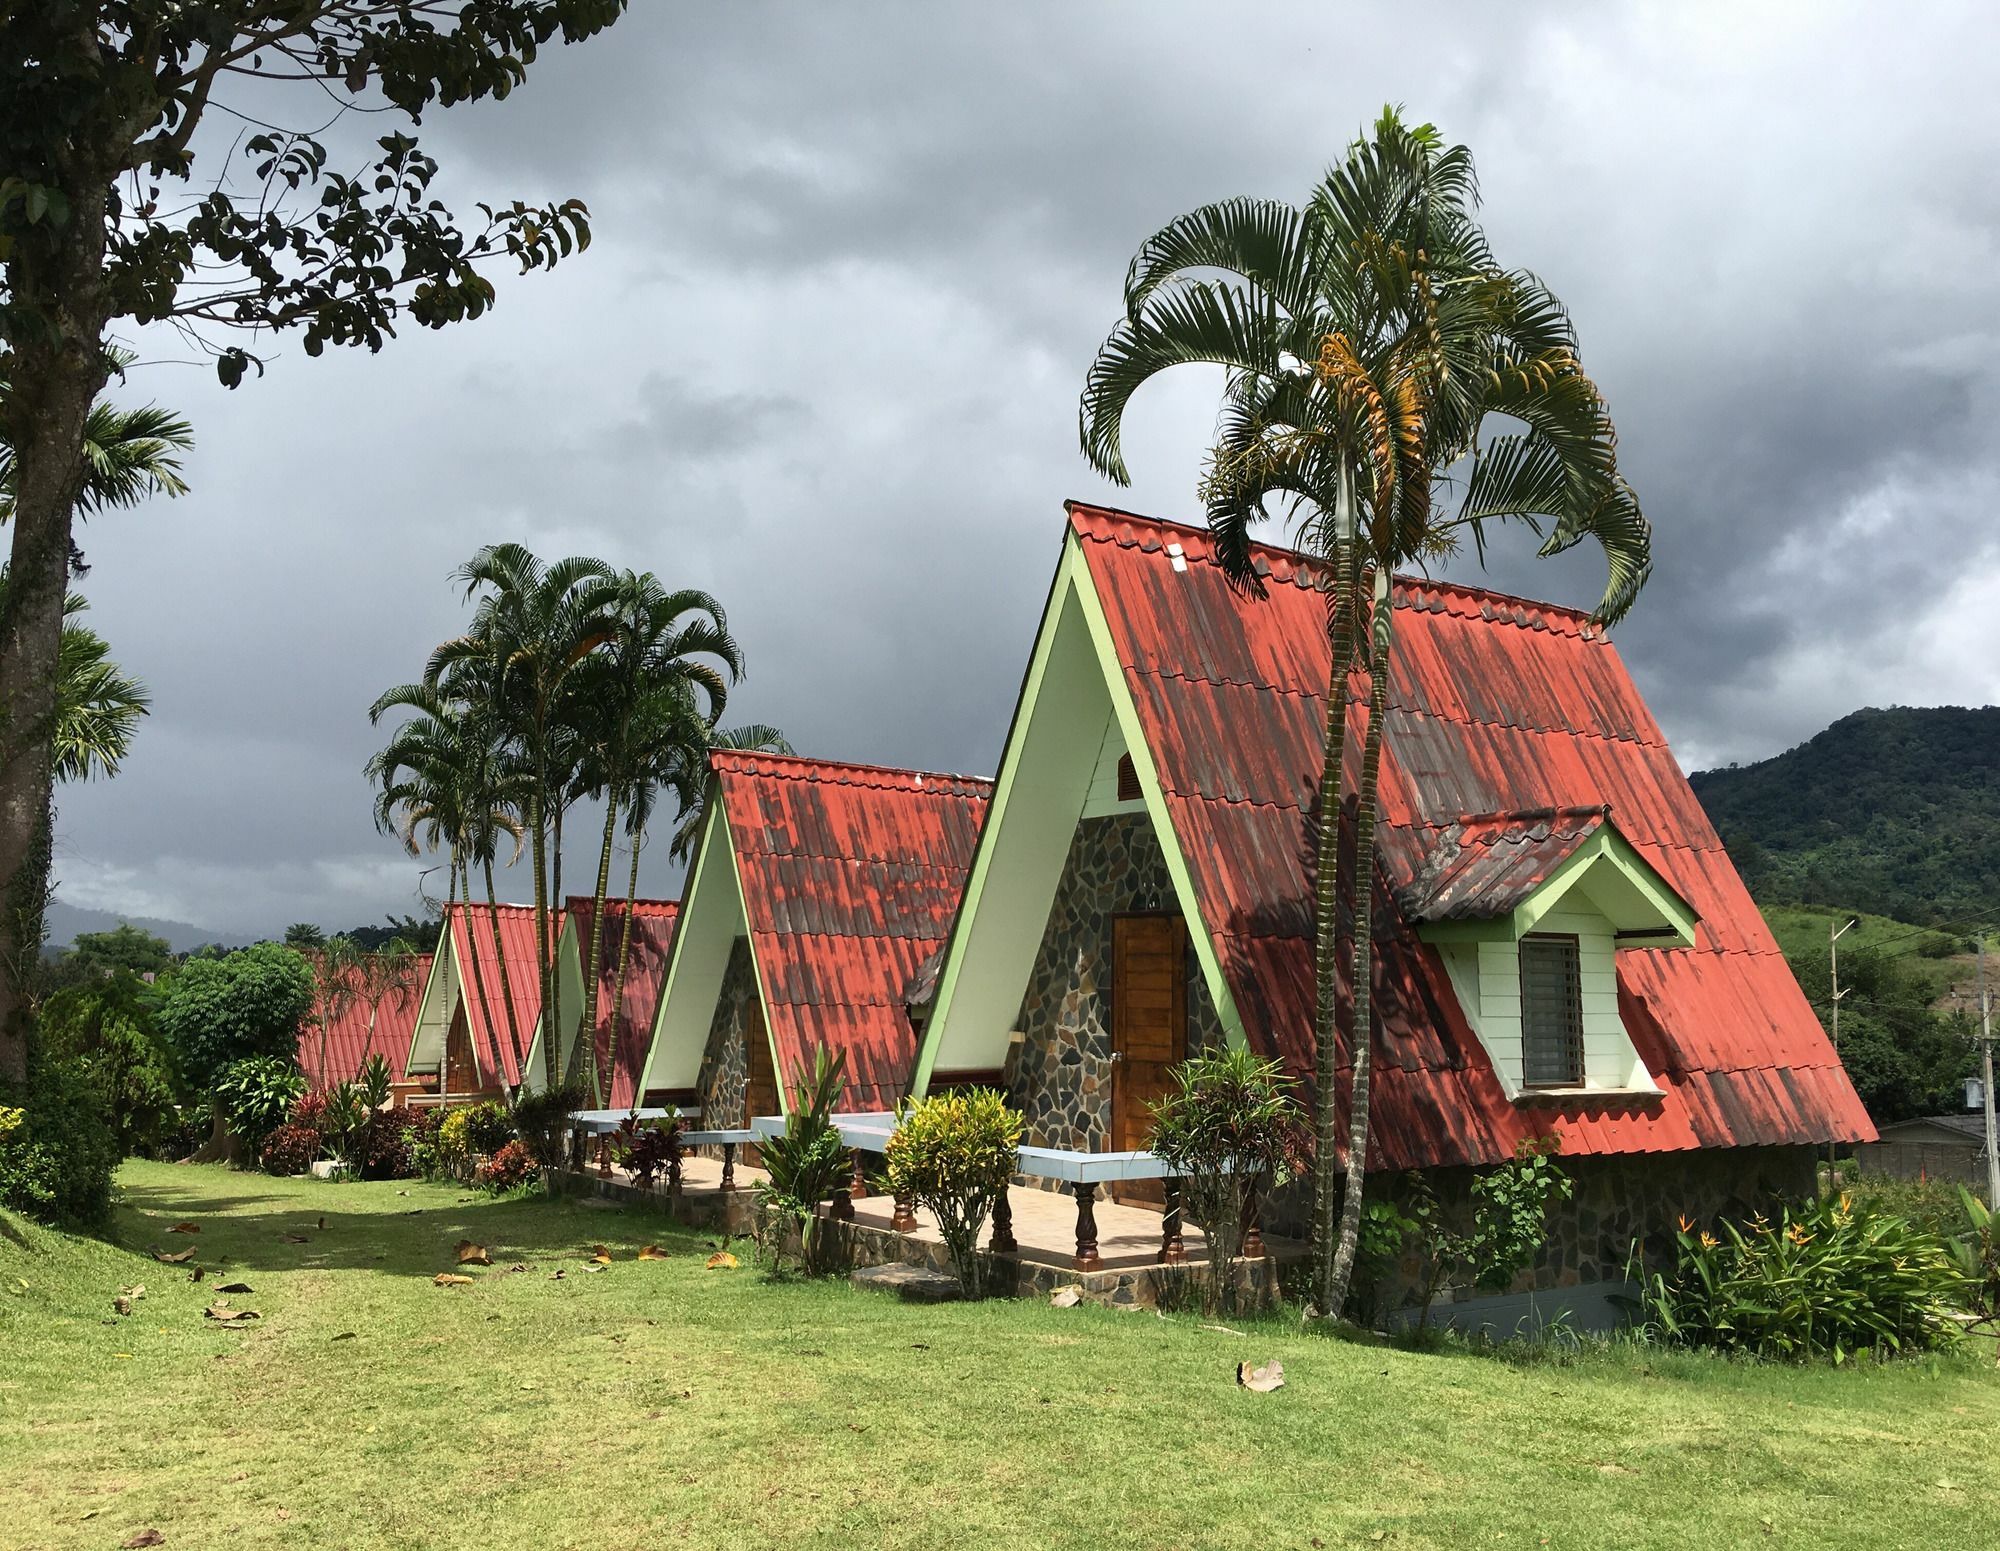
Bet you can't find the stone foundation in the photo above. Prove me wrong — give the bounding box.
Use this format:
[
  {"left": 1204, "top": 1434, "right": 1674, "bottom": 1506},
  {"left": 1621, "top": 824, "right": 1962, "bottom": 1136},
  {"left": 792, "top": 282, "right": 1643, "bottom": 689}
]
[{"left": 1006, "top": 813, "right": 1222, "bottom": 1153}]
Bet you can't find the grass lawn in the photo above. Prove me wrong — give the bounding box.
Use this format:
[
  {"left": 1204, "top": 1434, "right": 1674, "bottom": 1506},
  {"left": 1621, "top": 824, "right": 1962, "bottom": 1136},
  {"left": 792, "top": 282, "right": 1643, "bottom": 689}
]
[{"left": 4, "top": 1163, "right": 1997, "bottom": 1550}]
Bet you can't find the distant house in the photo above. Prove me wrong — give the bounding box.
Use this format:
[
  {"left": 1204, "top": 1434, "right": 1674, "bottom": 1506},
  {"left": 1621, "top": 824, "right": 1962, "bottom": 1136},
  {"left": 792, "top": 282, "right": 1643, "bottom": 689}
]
[
  {"left": 910, "top": 503, "right": 1875, "bottom": 1321},
  {"left": 1855, "top": 1113, "right": 1993, "bottom": 1185},
  {"left": 638, "top": 750, "right": 990, "bottom": 1123},
  {"left": 520, "top": 896, "right": 679, "bottom": 1110},
  {"left": 297, "top": 951, "right": 433, "bottom": 1101},
  {"left": 404, "top": 903, "right": 560, "bottom": 1101}
]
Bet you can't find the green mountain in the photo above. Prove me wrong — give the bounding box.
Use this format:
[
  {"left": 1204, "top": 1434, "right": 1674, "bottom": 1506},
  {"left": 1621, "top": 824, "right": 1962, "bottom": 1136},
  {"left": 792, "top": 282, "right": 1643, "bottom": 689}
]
[{"left": 1688, "top": 706, "right": 2000, "bottom": 932}]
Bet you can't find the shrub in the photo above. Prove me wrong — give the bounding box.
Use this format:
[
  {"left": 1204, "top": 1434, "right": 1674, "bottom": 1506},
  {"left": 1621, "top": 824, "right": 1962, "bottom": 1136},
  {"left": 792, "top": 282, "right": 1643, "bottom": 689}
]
[
  {"left": 401, "top": 1107, "right": 445, "bottom": 1180},
  {"left": 260, "top": 1123, "right": 321, "bottom": 1176},
  {"left": 886, "top": 1087, "right": 1023, "bottom": 1300},
  {"left": 1946, "top": 1187, "right": 1998, "bottom": 1321},
  {"left": 1403, "top": 1136, "right": 1576, "bottom": 1327},
  {"left": 0, "top": 1058, "right": 119, "bottom": 1229},
  {"left": 1629, "top": 1193, "right": 1967, "bottom": 1361},
  {"left": 288, "top": 1089, "right": 328, "bottom": 1136},
  {"left": 617, "top": 1115, "right": 682, "bottom": 1189},
  {"left": 319, "top": 1080, "right": 369, "bottom": 1171},
  {"left": 755, "top": 1047, "right": 851, "bottom": 1274},
  {"left": 355, "top": 1053, "right": 394, "bottom": 1110},
  {"left": 462, "top": 1100, "right": 515, "bottom": 1157},
  {"left": 38, "top": 971, "right": 182, "bottom": 1156},
  {"left": 1145, "top": 1047, "right": 1304, "bottom": 1315},
  {"left": 354, "top": 1109, "right": 416, "bottom": 1180},
  {"left": 510, "top": 1081, "right": 585, "bottom": 1180},
  {"left": 214, "top": 1055, "right": 307, "bottom": 1161},
  {"left": 436, "top": 1106, "right": 476, "bottom": 1179},
  {"left": 477, "top": 1138, "right": 538, "bottom": 1193}
]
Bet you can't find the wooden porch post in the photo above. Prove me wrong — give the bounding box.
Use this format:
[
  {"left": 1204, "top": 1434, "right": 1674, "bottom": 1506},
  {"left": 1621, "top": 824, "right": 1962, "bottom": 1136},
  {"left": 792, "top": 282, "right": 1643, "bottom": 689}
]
[
  {"left": 1241, "top": 1186, "right": 1266, "bottom": 1262},
  {"left": 990, "top": 1189, "right": 1018, "bottom": 1256},
  {"left": 1161, "top": 1180, "right": 1187, "bottom": 1264},
  {"left": 1073, "top": 1181, "right": 1102, "bottom": 1272},
  {"left": 849, "top": 1149, "right": 869, "bottom": 1200},
  {"left": 720, "top": 1141, "right": 737, "bottom": 1192},
  {"left": 891, "top": 1191, "right": 917, "bottom": 1233}
]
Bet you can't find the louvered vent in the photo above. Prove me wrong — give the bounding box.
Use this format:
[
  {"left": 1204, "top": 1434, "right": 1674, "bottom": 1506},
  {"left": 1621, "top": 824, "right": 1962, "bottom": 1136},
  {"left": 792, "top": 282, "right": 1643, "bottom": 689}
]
[{"left": 1116, "top": 753, "right": 1142, "bottom": 804}]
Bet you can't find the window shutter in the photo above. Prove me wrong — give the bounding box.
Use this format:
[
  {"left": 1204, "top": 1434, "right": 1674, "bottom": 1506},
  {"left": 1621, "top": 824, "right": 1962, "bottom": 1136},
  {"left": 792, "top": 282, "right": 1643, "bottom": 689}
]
[
  {"left": 1519, "top": 936, "right": 1584, "bottom": 1087},
  {"left": 1116, "top": 753, "right": 1141, "bottom": 804}
]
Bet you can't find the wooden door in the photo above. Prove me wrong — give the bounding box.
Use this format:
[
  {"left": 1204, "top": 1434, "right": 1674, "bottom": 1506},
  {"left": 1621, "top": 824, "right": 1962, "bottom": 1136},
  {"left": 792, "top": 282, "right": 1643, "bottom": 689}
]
[
  {"left": 742, "top": 999, "right": 780, "bottom": 1163},
  {"left": 1111, "top": 914, "right": 1186, "bottom": 1205},
  {"left": 444, "top": 1007, "right": 480, "bottom": 1096}
]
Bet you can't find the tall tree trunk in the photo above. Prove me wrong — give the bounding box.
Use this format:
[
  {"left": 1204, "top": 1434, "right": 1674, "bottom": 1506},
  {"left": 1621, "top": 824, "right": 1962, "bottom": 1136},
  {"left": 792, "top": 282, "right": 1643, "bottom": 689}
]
[
  {"left": 609, "top": 827, "right": 644, "bottom": 1104},
  {"left": 529, "top": 778, "right": 557, "bottom": 1094},
  {"left": 479, "top": 852, "right": 524, "bottom": 1079},
  {"left": 456, "top": 858, "right": 503, "bottom": 1096},
  {"left": 0, "top": 156, "right": 114, "bottom": 1082},
  {"left": 1326, "top": 565, "right": 1396, "bottom": 1318},
  {"left": 1308, "top": 536, "right": 1358, "bottom": 1316},
  {"left": 577, "top": 793, "right": 619, "bottom": 1105}
]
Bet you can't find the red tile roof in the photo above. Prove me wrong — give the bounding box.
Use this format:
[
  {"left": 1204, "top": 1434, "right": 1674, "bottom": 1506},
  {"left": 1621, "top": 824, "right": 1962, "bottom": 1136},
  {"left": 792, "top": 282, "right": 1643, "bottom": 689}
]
[
  {"left": 298, "top": 953, "right": 434, "bottom": 1090},
  {"left": 713, "top": 750, "right": 992, "bottom": 1111},
  {"left": 1070, "top": 501, "right": 1875, "bottom": 1167},
  {"left": 563, "top": 896, "right": 679, "bottom": 1110},
  {"left": 449, "top": 902, "right": 561, "bottom": 1090},
  {"left": 1391, "top": 806, "right": 1613, "bottom": 923}
]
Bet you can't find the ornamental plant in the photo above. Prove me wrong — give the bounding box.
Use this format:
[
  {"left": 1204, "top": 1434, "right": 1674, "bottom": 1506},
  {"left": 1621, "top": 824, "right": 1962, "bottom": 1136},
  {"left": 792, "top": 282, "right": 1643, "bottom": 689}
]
[
  {"left": 462, "top": 1101, "right": 516, "bottom": 1158},
  {"left": 436, "top": 1108, "right": 476, "bottom": 1180},
  {"left": 1404, "top": 1135, "right": 1575, "bottom": 1328},
  {"left": 511, "top": 1080, "right": 587, "bottom": 1189},
  {"left": 754, "top": 1046, "right": 852, "bottom": 1274},
  {"left": 885, "top": 1087, "right": 1024, "bottom": 1300},
  {"left": 1629, "top": 1193, "right": 1967, "bottom": 1362},
  {"left": 260, "top": 1123, "right": 320, "bottom": 1177},
  {"left": 1146, "top": 1047, "right": 1305, "bottom": 1315},
  {"left": 1946, "top": 1187, "right": 1999, "bottom": 1321},
  {"left": 477, "top": 1138, "right": 540, "bottom": 1194},
  {"left": 215, "top": 1056, "right": 307, "bottom": 1162},
  {"left": 320, "top": 1081, "right": 370, "bottom": 1172},
  {"left": 616, "top": 1115, "right": 683, "bottom": 1190}
]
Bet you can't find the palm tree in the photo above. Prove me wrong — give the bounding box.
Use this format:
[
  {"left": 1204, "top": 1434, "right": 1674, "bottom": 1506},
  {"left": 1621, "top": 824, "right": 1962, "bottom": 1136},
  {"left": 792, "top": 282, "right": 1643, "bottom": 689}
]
[
  {"left": 428, "top": 546, "right": 623, "bottom": 1093},
  {"left": 21, "top": 582, "right": 150, "bottom": 784},
  {"left": 1080, "top": 108, "right": 1651, "bottom": 1318},
  {"left": 0, "top": 352, "right": 193, "bottom": 534},
  {"left": 366, "top": 682, "right": 527, "bottom": 1078},
  {"left": 565, "top": 573, "right": 743, "bottom": 1101}
]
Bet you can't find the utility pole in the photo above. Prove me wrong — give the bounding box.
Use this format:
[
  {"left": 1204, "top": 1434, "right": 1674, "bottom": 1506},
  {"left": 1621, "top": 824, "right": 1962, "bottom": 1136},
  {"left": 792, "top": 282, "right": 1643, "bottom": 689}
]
[
  {"left": 1980, "top": 933, "right": 1997, "bottom": 1209},
  {"left": 1828, "top": 917, "right": 1857, "bottom": 1193}
]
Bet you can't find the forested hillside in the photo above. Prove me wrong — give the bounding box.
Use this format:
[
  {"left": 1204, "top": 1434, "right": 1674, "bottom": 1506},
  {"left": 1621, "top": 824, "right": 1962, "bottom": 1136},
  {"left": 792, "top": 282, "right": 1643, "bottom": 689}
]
[{"left": 1689, "top": 706, "right": 2000, "bottom": 929}]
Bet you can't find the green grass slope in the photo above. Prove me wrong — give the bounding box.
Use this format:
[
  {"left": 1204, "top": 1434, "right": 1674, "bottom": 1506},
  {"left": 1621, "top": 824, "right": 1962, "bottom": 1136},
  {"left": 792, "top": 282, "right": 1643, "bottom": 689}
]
[
  {"left": 4, "top": 1163, "right": 1999, "bottom": 1550},
  {"left": 1689, "top": 705, "right": 2000, "bottom": 929}
]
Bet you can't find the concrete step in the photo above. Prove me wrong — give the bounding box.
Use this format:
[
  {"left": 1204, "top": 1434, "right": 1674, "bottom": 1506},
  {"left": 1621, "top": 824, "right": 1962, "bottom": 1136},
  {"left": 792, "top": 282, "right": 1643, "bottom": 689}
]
[{"left": 851, "top": 1261, "right": 962, "bottom": 1303}]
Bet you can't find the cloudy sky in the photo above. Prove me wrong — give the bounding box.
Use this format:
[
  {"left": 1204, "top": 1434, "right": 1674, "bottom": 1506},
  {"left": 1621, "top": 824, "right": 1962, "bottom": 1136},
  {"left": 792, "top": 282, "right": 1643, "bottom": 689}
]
[{"left": 54, "top": 1, "right": 2000, "bottom": 938}]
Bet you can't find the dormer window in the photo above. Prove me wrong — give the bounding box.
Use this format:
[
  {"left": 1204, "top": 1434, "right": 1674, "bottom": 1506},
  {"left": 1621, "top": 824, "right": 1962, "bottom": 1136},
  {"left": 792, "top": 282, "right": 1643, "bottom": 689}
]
[{"left": 1519, "top": 935, "right": 1585, "bottom": 1087}]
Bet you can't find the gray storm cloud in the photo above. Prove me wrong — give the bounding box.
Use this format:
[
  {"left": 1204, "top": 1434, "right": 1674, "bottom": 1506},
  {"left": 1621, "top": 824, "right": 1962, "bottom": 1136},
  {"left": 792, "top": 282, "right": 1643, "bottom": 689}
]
[{"left": 51, "top": 0, "right": 2000, "bottom": 936}]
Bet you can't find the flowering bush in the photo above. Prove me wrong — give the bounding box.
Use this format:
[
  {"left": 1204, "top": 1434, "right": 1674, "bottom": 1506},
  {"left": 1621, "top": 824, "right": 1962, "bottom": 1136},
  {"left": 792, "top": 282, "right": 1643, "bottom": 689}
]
[
  {"left": 886, "top": 1086, "right": 1023, "bottom": 1299},
  {"left": 354, "top": 1110, "right": 415, "bottom": 1179},
  {"left": 261, "top": 1122, "right": 321, "bottom": 1176},
  {"left": 288, "top": 1090, "right": 328, "bottom": 1136},
  {"left": 1629, "top": 1193, "right": 1967, "bottom": 1361},
  {"left": 476, "top": 1138, "right": 539, "bottom": 1193}
]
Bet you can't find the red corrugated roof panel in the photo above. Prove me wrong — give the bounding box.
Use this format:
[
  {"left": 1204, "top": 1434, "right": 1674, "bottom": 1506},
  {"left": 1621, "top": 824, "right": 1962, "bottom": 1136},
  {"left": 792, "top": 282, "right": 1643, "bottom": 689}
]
[
  {"left": 564, "top": 896, "right": 679, "bottom": 1111},
  {"left": 450, "top": 902, "right": 561, "bottom": 1090},
  {"left": 714, "top": 750, "right": 992, "bottom": 1112},
  {"left": 1070, "top": 501, "right": 1874, "bottom": 1167},
  {"left": 299, "top": 953, "right": 434, "bottom": 1091}
]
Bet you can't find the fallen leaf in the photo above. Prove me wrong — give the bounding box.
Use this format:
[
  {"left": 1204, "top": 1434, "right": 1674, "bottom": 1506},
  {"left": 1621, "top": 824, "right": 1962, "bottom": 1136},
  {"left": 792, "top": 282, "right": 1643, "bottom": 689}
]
[
  {"left": 637, "top": 1244, "right": 668, "bottom": 1261},
  {"left": 79, "top": 1509, "right": 99, "bottom": 1522},
  {"left": 505, "top": 1263, "right": 530, "bottom": 1274},
  {"left": 1200, "top": 1324, "right": 1247, "bottom": 1337},
  {"left": 152, "top": 1247, "right": 195, "bottom": 1264},
  {"left": 113, "top": 1297, "right": 134, "bottom": 1316},
  {"left": 279, "top": 1233, "right": 309, "bottom": 1244},
  {"left": 1594, "top": 1462, "right": 1637, "bottom": 1476},
  {"left": 317, "top": 1216, "right": 326, "bottom": 1230},
  {"left": 215, "top": 1281, "right": 254, "bottom": 1294},
  {"left": 1049, "top": 1287, "right": 1082, "bottom": 1308},
  {"left": 455, "top": 1240, "right": 492, "bottom": 1266},
  {"left": 168, "top": 1223, "right": 199, "bottom": 1235},
  {"left": 122, "top": 1530, "right": 165, "bottom": 1548},
  {"left": 332, "top": 1332, "right": 357, "bottom": 1341},
  {"left": 188, "top": 1267, "right": 205, "bottom": 1283},
  {"left": 114, "top": 1353, "right": 133, "bottom": 1359},
  {"left": 579, "top": 1262, "right": 608, "bottom": 1274},
  {"left": 1237, "top": 1358, "right": 1285, "bottom": 1393},
  {"left": 204, "top": 1305, "right": 260, "bottom": 1322},
  {"left": 433, "top": 1273, "right": 475, "bottom": 1287},
  {"left": 549, "top": 1268, "right": 567, "bottom": 1281},
  {"left": 122, "top": 1284, "right": 146, "bottom": 1301},
  {"left": 704, "top": 1251, "right": 737, "bottom": 1270},
  {"left": 589, "top": 1243, "right": 613, "bottom": 1264}
]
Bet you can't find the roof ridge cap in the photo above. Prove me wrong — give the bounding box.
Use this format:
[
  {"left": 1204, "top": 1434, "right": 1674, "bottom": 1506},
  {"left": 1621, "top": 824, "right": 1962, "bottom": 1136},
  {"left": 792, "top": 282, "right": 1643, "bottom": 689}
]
[{"left": 710, "top": 747, "right": 994, "bottom": 790}]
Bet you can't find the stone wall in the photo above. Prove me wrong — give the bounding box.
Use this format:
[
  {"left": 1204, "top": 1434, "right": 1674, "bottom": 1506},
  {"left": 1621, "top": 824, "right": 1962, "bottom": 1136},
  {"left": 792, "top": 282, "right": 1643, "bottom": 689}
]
[
  {"left": 695, "top": 938, "right": 757, "bottom": 1126},
  {"left": 1353, "top": 1143, "right": 1820, "bottom": 1318},
  {"left": 1005, "top": 813, "right": 1223, "bottom": 1152}
]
